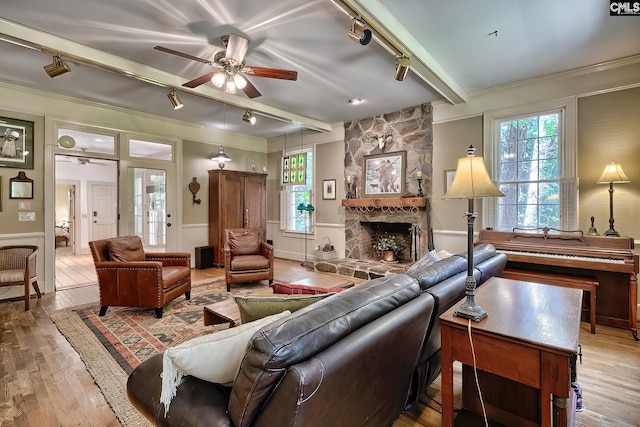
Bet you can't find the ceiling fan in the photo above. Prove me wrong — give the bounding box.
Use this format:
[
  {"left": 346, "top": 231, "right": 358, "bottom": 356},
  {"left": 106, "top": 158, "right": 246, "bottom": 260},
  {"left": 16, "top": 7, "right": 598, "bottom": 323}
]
[
  {"left": 154, "top": 34, "right": 298, "bottom": 98},
  {"left": 57, "top": 149, "right": 107, "bottom": 167}
]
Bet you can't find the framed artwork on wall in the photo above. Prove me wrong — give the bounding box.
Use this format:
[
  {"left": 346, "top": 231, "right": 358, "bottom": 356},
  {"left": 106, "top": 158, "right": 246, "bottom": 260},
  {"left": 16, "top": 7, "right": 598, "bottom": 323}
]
[
  {"left": 9, "top": 171, "right": 34, "bottom": 199},
  {"left": 445, "top": 169, "right": 456, "bottom": 193},
  {"left": 0, "top": 116, "right": 34, "bottom": 169},
  {"left": 322, "top": 179, "right": 336, "bottom": 200},
  {"left": 363, "top": 151, "right": 406, "bottom": 197}
]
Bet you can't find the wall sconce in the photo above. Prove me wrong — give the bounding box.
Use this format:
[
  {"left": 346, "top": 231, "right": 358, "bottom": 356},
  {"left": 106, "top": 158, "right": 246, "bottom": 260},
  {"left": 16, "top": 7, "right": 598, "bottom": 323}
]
[
  {"left": 394, "top": 56, "right": 410, "bottom": 81},
  {"left": 167, "top": 89, "right": 184, "bottom": 110},
  {"left": 243, "top": 110, "right": 256, "bottom": 125},
  {"left": 44, "top": 55, "right": 71, "bottom": 78},
  {"left": 210, "top": 146, "right": 231, "bottom": 169},
  {"left": 348, "top": 17, "right": 372, "bottom": 45},
  {"left": 188, "top": 177, "right": 201, "bottom": 205}
]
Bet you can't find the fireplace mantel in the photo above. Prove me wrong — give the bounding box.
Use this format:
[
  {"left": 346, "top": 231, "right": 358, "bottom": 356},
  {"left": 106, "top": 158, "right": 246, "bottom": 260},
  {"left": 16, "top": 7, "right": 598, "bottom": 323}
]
[{"left": 341, "top": 197, "right": 426, "bottom": 209}]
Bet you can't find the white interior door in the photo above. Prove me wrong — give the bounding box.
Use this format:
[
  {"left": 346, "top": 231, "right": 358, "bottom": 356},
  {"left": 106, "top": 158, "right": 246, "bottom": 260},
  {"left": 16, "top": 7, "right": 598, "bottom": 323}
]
[{"left": 91, "top": 183, "right": 118, "bottom": 240}]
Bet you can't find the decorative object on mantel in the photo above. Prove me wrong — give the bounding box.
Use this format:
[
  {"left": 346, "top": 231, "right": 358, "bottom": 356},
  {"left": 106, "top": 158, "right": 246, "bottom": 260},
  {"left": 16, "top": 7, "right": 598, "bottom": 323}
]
[
  {"left": 443, "top": 145, "right": 504, "bottom": 322},
  {"left": 586, "top": 216, "right": 599, "bottom": 236},
  {"left": 188, "top": 177, "right": 201, "bottom": 205},
  {"left": 596, "top": 161, "right": 630, "bottom": 237},
  {"left": 375, "top": 234, "right": 405, "bottom": 263},
  {"left": 416, "top": 170, "right": 424, "bottom": 197},
  {"left": 345, "top": 175, "right": 356, "bottom": 199}
]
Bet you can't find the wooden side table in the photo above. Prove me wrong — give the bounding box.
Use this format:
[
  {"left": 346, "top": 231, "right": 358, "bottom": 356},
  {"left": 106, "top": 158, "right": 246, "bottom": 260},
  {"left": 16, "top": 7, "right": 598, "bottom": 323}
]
[
  {"left": 203, "top": 298, "right": 241, "bottom": 327},
  {"left": 440, "top": 277, "right": 582, "bottom": 427}
]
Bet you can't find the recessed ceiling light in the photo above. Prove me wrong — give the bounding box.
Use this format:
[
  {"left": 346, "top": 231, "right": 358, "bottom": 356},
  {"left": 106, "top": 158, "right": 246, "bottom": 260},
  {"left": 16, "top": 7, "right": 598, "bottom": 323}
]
[{"left": 348, "top": 98, "right": 363, "bottom": 105}]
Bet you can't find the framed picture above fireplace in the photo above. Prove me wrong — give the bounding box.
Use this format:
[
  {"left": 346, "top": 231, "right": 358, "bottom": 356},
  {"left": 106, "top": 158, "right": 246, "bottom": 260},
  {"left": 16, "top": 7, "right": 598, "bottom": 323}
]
[{"left": 363, "top": 151, "right": 406, "bottom": 197}]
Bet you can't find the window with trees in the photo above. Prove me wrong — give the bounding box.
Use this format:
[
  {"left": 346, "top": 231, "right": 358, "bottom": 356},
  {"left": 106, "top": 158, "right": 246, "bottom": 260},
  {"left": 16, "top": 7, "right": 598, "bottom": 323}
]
[{"left": 496, "top": 110, "right": 561, "bottom": 230}]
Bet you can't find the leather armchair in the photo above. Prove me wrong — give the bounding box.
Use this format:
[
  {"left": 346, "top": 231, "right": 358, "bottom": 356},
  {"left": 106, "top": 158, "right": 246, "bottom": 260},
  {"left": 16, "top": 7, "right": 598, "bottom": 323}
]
[
  {"left": 89, "top": 236, "right": 191, "bottom": 318},
  {"left": 0, "top": 245, "right": 40, "bottom": 310},
  {"left": 224, "top": 228, "right": 273, "bottom": 292}
]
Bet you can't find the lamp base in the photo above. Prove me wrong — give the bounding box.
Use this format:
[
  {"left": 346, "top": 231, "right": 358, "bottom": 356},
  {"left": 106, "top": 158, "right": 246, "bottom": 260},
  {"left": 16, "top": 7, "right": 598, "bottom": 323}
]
[
  {"left": 603, "top": 228, "right": 620, "bottom": 237},
  {"left": 454, "top": 298, "right": 488, "bottom": 322}
]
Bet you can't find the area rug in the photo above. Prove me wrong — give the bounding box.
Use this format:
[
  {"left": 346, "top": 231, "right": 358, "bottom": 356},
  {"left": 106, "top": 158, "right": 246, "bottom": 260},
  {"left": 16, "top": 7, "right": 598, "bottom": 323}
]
[{"left": 50, "top": 278, "right": 270, "bottom": 427}]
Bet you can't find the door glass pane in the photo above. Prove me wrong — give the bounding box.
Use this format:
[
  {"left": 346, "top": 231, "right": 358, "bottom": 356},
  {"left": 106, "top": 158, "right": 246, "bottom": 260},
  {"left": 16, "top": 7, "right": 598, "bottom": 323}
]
[{"left": 132, "top": 168, "right": 166, "bottom": 247}]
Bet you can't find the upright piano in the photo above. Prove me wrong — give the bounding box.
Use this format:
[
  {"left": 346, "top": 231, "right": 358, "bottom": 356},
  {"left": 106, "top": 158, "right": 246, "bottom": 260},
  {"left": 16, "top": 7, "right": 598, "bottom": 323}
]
[{"left": 479, "top": 228, "right": 639, "bottom": 340}]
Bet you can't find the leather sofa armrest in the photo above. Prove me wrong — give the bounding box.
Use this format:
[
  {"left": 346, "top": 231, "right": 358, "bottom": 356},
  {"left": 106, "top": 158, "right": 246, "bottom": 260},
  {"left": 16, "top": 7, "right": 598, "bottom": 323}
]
[{"left": 260, "top": 241, "right": 273, "bottom": 258}]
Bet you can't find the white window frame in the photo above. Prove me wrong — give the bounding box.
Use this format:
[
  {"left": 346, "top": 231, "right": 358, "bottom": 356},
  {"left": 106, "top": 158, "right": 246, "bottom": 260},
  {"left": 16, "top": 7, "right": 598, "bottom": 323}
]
[
  {"left": 482, "top": 96, "right": 578, "bottom": 230},
  {"left": 280, "top": 147, "right": 314, "bottom": 235}
]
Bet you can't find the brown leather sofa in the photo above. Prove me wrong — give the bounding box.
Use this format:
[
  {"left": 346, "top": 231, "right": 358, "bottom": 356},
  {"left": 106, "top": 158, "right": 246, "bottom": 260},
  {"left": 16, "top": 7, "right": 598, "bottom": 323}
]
[
  {"left": 224, "top": 228, "right": 273, "bottom": 292},
  {"left": 89, "top": 236, "right": 191, "bottom": 318},
  {"left": 126, "top": 244, "right": 506, "bottom": 426}
]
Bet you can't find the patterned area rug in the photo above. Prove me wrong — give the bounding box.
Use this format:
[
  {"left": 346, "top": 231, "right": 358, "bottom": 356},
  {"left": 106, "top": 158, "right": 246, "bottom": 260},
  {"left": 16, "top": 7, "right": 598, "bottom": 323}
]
[{"left": 50, "top": 278, "right": 270, "bottom": 427}]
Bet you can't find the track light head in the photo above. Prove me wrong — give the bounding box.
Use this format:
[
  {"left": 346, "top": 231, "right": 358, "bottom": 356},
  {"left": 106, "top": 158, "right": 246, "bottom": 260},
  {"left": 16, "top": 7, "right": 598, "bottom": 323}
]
[
  {"left": 44, "top": 55, "right": 71, "bottom": 78},
  {"left": 243, "top": 110, "right": 256, "bottom": 125},
  {"left": 167, "top": 89, "right": 183, "bottom": 110},
  {"left": 394, "top": 56, "right": 410, "bottom": 81},
  {"left": 348, "top": 18, "right": 372, "bottom": 46}
]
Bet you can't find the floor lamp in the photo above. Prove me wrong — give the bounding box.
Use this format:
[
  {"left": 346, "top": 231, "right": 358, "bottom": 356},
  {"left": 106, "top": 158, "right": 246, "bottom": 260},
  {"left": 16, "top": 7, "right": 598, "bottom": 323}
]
[
  {"left": 297, "top": 202, "right": 315, "bottom": 266},
  {"left": 597, "top": 161, "right": 630, "bottom": 237},
  {"left": 443, "top": 145, "right": 504, "bottom": 321}
]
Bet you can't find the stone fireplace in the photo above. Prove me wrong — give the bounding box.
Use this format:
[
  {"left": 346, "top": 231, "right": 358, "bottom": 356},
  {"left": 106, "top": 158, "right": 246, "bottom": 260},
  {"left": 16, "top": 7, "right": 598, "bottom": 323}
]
[{"left": 343, "top": 103, "right": 433, "bottom": 262}]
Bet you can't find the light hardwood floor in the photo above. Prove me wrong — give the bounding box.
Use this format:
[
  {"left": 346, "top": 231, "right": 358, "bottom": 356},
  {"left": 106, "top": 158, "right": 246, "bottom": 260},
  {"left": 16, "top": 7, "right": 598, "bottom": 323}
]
[{"left": 1, "top": 259, "right": 639, "bottom": 426}]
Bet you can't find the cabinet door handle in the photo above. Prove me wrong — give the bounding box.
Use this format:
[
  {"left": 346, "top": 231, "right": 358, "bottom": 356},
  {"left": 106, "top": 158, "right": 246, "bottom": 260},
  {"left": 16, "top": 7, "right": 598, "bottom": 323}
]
[{"left": 244, "top": 208, "right": 249, "bottom": 227}]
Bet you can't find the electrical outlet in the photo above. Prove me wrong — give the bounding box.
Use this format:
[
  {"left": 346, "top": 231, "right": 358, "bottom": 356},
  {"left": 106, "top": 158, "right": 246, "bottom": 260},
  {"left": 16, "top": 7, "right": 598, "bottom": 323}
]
[
  {"left": 18, "top": 212, "right": 36, "bottom": 222},
  {"left": 18, "top": 201, "right": 31, "bottom": 210}
]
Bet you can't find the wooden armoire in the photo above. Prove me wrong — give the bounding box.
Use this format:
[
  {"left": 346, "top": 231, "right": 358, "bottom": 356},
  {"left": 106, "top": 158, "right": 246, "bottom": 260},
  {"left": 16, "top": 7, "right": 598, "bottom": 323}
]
[{"left": 208, "top": 169, "right": 267, "bottom": 267}]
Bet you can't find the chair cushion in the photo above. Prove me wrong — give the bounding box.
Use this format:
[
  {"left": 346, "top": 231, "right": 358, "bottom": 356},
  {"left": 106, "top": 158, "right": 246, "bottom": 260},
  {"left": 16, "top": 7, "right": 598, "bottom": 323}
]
[
  {"left": 161, "top": 266, "right": 191, "bottom": 289},
  {"left": 106, "top": 236, "right": 145, "bottom": 261},
  {"left": 230, "top": 254, "right": 269, "bottom": 271},
  {"left": 234, "top": 293, "right": 334, "bottom": 323},
  {"left": 0, "top": 269, "right": 24, "bottom": 283},
  {"left": 228, "top": 229, "right": 261, "bottom": 256},
  {"left": 160, "top": 310, "right": 291, "bottom": 415},
  {"left": 271, "top": 281, "right": 346, "bottom": 295}
]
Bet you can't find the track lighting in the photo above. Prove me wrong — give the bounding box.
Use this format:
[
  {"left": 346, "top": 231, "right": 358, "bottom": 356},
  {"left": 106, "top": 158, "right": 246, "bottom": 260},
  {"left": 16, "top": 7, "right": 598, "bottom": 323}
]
[
  {"left": 167, "top": 89, "right": 183, "bottom": 110},
  {"left": 243, "top": 110, "right": 256, "bottom": 125},
  {"left": 394, "top": 56, "right": 410, "bottom": 81},
  {"left": 210, "top": 146, "right": 231, "bottom": 169},
  {"left": 347, "top": 17, "right": 372, "bottom": 45},
  {"left": 43, "top": 55, "right": 71, "bottom": 78}
]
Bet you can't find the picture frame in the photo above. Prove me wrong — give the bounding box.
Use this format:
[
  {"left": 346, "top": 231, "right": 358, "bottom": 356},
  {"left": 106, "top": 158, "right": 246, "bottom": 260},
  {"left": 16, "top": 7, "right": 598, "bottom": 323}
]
[
  {"left": 322, "top": 179, "right": 336, "bottom": 200},
  {"left": 0, "top": 116, "right": 34, "bottom": 169},
  {"left": 363, "top": 151, "right": 406, "bottom": 197},
  {"left": 445, "top": 169, "right": 456, "bottom": 193},
  {"left": 9, "top": 171, "right": 34, "bottom": 199}
]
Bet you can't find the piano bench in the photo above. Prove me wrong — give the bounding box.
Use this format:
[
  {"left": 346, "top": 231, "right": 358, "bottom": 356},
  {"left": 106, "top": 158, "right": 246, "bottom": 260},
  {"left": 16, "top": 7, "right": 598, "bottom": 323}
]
[{"left": 501, "top": 268, "right": 598, "bottom": 334}]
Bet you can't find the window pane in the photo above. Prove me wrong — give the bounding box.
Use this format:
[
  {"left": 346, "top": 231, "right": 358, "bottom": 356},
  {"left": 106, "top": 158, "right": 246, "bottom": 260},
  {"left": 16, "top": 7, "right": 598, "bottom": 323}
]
[
  {"left": 129, "top": 139, "right": 173, "bottom": 161},
  {"left": 57, "top": 128, "right": 116, "bottom": 155},
  {"left": 539, "top": 159, "right": 558, "bottom": 180},
  {"left": 499, "top": 183, "right": 517, "bottom": 204},
  {"left": 518, "top": 204, "right": 538, "bottom": 228},
  {"left": 517, "top": 160, "right": 538, "bottom": 181},
  {"left": 285, "top": 149, "right": 313, "bottom": 232}
]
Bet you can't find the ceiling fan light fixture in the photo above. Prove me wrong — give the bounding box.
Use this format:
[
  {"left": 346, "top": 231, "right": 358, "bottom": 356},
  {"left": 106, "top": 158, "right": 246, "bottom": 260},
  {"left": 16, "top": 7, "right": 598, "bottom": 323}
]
[
  {"left": 394, "top": 56, "right": 410, "bottom": 81},
  {"left": 348, "top": 18, "right": 372, "bottom": 46},
  {"left": 44, "top": 54, "right": 71, "bottom": 78},
  {"left": 211, "top": 72, "right": 226, "bottom": 88},
  {"left": 243, "top": 110, "right": 256, "bottom": 125},
  {"left": 224, "top": 77, "right": 237, "bottom": 94},
  {"left": 233, "top": 73, "right": 247, "bottom": 90},
  {"left": 58, "top": 135, "right": 76, "bottom": 149},
  {"left": 167, "top": 89, "right": 183, "bottom": 110}
]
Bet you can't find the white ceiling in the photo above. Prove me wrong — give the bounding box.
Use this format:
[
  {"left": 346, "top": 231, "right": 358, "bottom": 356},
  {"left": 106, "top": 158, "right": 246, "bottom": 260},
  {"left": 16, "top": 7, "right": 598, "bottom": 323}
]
[{"left": 1, "top": 0, "right": 639, "bottom": 139}]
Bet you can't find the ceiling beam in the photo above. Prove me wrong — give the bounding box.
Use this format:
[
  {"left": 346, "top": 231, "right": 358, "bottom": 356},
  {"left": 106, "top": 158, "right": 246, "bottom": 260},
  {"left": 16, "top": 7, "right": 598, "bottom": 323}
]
[
  {"left": 0, "top": 18, "right": 333, "bottom": 133},
  {"left": 336, "top": 0, "right": 468, "bottom": 104}
]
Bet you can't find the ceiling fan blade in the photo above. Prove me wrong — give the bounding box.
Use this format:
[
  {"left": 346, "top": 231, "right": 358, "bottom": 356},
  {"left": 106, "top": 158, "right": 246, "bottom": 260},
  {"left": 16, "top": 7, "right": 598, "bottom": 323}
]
[
  {"left": 243, "top": 66, "right": 297, "bottom": 81},
  {"left": 182, "top": 72, "right": 216, "bottom": 88},
  {"left": 225, "top": 34, "right": 249, "bottom": 65},
  {"left": 241, "top": 78, "right": 262, "bottom": 99},
  {"left": 154, "top": 46, "right": 212, "bottom": 65}
]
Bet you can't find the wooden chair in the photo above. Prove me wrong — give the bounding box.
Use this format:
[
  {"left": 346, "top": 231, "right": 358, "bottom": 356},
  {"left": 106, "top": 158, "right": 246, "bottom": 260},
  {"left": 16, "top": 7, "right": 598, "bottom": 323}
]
[
  {"left": 0, "top": 245, "right": 40, "bottom": 310},
  {"left": 224, "top": 228, "right": 273, "bottom": 292}
]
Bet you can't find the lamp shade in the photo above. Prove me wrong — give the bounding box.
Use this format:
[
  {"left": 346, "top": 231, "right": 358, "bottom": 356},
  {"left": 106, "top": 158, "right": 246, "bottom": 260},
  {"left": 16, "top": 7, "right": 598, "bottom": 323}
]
[
  {"left": 597, "top": 161, "right": 630, "bottom": 184},
  {"left": 210, "top": 146, "right": 231, "bottom": 168},
  {"left": 444, "top": 146, "right": 504, "bottom": 199}
]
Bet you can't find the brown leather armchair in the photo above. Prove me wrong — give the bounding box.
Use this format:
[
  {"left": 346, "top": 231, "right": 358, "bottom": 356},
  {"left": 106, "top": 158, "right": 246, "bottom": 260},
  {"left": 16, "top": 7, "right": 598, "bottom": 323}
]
[
  {"left": 89, "top": 236, "right": 191, "bottom": 318},
  {"left": 224, "top": 228, "right": 273, "bottom": 292}
]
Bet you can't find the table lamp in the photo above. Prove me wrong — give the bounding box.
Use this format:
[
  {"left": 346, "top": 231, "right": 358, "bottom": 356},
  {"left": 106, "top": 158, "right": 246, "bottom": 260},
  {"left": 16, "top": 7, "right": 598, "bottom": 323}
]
[
  {"left": 597, "top": 161, "right": 630, "bottom": 237},
  {"left": 443, "top": 145, "right": 504, "bottom": 321}
]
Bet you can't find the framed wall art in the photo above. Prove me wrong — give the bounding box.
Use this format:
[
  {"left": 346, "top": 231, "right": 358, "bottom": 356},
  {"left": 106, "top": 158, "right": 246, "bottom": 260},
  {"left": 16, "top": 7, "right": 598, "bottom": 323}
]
[
  {"left": 281, "top": 152, "right": 307, "bottom": 185},
  {"left": 9, "top": 171, "right": 34, "bottom": 199},
  {"left": 322, "top": 179, "right": 336, "bottom": 200},
  {"left": 0, "top": 116, "right": 34, "bottom": 169},
  {"left": 445, "top": 169, "right": 456, "bottom": 193},
  {"left": 363, "top": 151, "right": 406, "bottom": 197}
]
